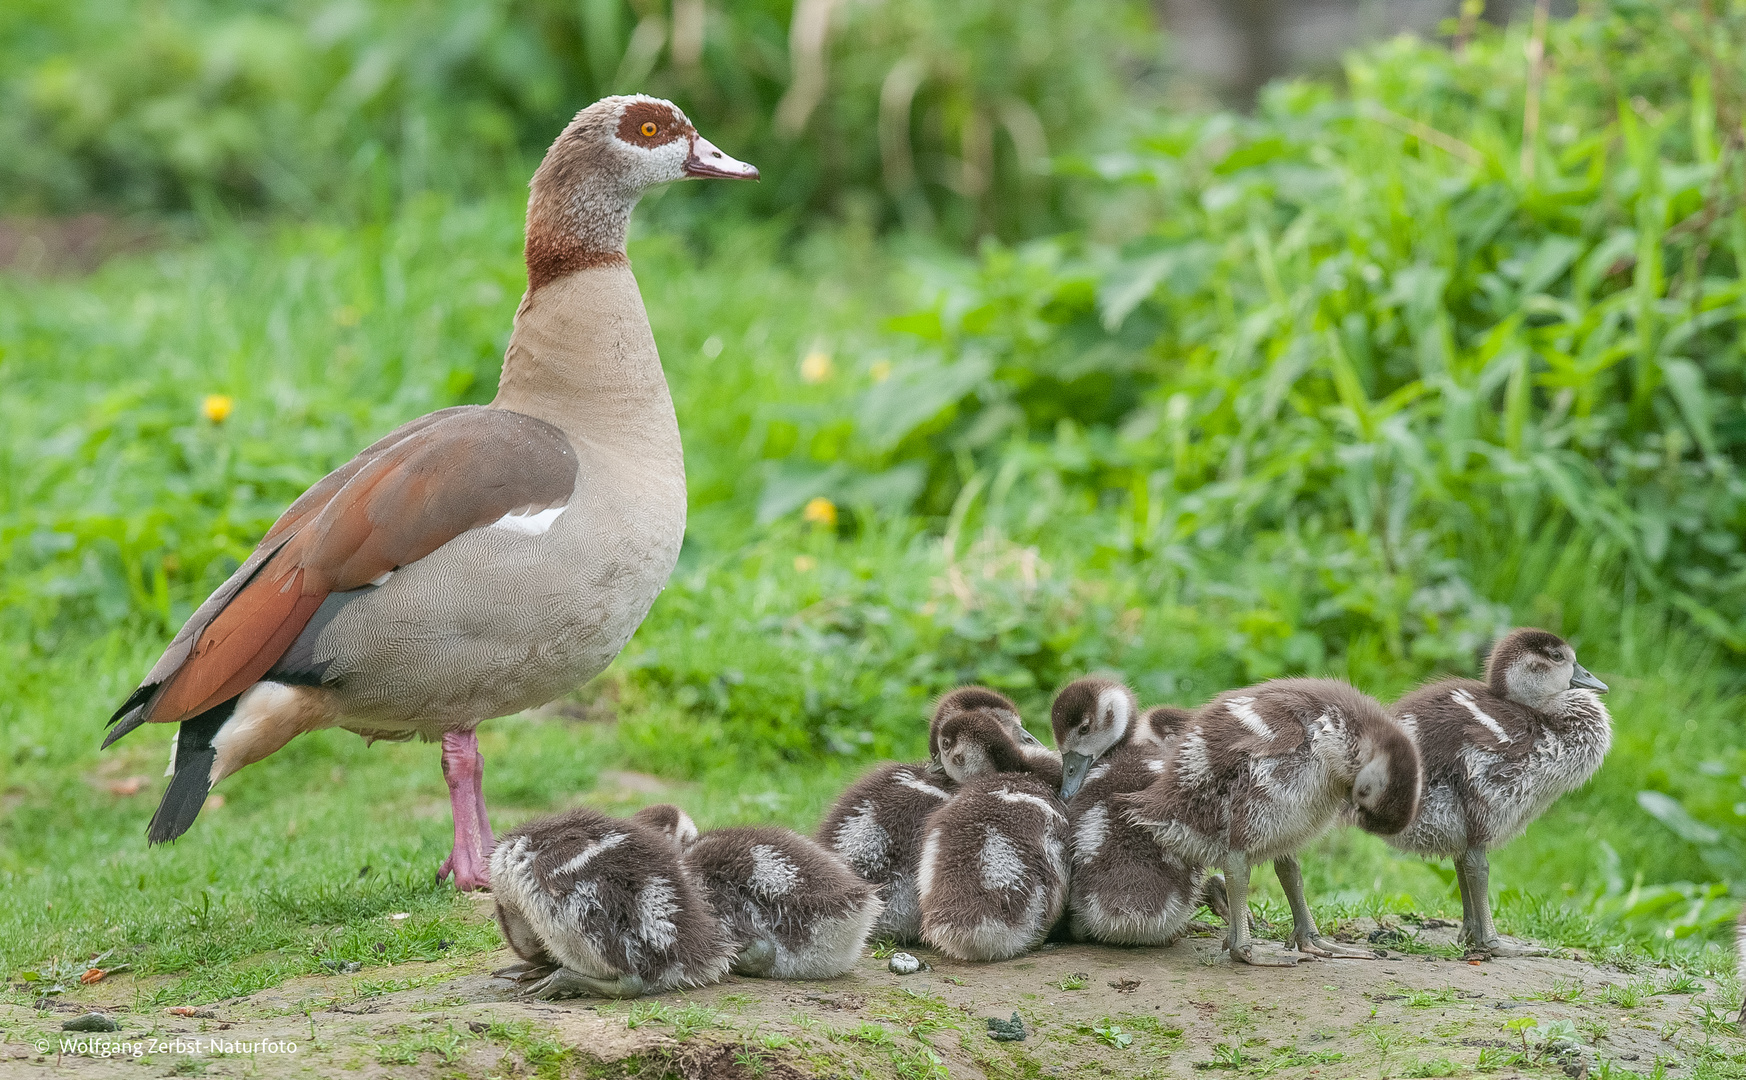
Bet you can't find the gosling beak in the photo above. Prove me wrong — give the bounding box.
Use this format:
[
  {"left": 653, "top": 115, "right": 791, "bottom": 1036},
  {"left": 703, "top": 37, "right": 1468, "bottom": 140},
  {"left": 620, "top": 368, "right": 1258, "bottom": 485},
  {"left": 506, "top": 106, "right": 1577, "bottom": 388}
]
[
  {"left": 684, "top": 135, "right": 759, "bottom": 180},
  {"left": 1569, "top": 664, "right": 1608, "bottom": 693},
  {"left": 1060, "top": 752, "right": 1095, "bottom": 800}
]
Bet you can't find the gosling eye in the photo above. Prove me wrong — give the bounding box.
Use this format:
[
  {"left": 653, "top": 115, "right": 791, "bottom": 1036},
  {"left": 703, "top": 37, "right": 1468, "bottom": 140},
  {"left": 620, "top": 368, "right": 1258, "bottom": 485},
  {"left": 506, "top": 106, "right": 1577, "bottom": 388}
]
[{"left": 1079, "top": 721, "right": 1091, "bottom": 734}]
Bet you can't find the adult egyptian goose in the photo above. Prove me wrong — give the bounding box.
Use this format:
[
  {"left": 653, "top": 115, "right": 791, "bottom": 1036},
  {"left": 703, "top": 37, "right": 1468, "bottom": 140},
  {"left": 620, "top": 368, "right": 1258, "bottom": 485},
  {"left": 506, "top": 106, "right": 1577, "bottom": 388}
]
[
  {"left": 815, "top": 685, "right": 1038, "bottom": 943},
  {"left": 100, "top": 96, "right": 758, "bottom": 889},
  {"left": 1381, "top": 628, "right": 1610, "bottom": 956},
  {"left": 1122, "top": 678, "right": 1421, "bottom": 967},
  {"left": 1051, "top": 678, "right": 1205, "bottom": 945},
  {"left": 683, "top": 825, "right": 883, "bottom": 979},
  {"left": 490, "top": 803, "right": 733, "bottom": 999},
  {"left": 917, "top": 710, "right": 1069, "bottom": 961}
]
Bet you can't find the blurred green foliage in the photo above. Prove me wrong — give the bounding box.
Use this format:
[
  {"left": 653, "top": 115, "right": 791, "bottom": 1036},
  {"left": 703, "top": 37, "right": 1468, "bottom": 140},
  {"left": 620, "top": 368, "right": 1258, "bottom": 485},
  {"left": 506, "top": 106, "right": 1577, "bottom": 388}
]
[
  {"left": 3, "top": 0, "right": 1746, "bottom": 959},
  {"left": 0, "top": 0, "right": 1156, "bottom": 238}
]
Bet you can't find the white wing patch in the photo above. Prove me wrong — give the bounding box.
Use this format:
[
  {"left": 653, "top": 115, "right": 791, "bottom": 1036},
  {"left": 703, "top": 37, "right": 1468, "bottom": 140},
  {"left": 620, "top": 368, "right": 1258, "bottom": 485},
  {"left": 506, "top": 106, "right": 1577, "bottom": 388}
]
[
  {"left": 1145, "top": 758, "right": 1165, "bottom": 773},
  {"left": 491, "top": 506, "right": 565, "bottom": 536},
  {"left": 555, "top": 831, "right": 629, "bottom": 875},
  {"left": 748, "top": 844, "right": 801, "bottom": 897},
  {"left": 1227, "top": 696, "right": 1274, "bottom": 741},
  {"left": 1073, "top": 803, "right": 1110, "bottom": 865},
  {"left": 895, "top": 771, "right": 953, "bottom": 800},
  {"left": 978, "top": 827, "right": 1027, "bottom": 891},
  {"left": 1450, "top": 688, "right": 1511, "bottom": 744},
  {"left": 992, "top": 786, "right": 1067, "bottom": 822}
]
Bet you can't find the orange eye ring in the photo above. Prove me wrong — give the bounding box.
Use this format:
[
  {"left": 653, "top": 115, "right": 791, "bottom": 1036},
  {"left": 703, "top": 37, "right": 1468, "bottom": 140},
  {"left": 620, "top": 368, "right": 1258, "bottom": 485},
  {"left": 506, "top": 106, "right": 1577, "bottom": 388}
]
[{"left": 640, "top": 121, "right": 658, "bottom": 137}]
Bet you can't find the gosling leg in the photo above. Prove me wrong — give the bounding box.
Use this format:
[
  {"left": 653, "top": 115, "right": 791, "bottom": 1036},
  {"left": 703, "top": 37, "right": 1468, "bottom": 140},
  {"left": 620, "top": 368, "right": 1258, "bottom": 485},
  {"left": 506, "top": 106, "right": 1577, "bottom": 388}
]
[
  {"left": 1461, "top": 848, "right": 1547, "bottom": 958},
  {"left": 1276, "top": 854, "right": 1374, "bottom": 959},
  {"left": 1225, "top": 851, "right": 1297, "bottom": 967}
]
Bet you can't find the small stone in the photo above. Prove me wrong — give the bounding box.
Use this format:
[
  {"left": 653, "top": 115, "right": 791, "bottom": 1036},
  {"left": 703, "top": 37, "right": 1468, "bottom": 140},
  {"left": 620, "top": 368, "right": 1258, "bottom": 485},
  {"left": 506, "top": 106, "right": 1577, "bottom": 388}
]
[
  {"left": 888, "top": 952, "right": 924, "bottom": 975},
  {"left": 987, "top": 1012, "right": 1026, "bottom": 1041},
  {"left": 63, "top": 1013, "right": 119, "bottom": 1032}
]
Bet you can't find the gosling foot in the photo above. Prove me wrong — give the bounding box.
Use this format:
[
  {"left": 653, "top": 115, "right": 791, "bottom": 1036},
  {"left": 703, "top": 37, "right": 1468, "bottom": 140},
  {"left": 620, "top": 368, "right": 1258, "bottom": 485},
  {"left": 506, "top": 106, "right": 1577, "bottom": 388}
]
[
  {"left": 1291, "top": 932, "right": 1377, "bottom": 960},
  {"left": 1468, "top": 936, "right": 1549, "bottom": 959},
  {"left": 524, "top": 967, "right": 647, "bottom": 1000},
  {"left": 492, "top": 961, "right": 555, "bottom": 983},
  {"left": 732, "top": 939, "right": 779, "bottom": 978},
  {"left": 1230, "top": 943, "right": 1300, "bottom": 967}
]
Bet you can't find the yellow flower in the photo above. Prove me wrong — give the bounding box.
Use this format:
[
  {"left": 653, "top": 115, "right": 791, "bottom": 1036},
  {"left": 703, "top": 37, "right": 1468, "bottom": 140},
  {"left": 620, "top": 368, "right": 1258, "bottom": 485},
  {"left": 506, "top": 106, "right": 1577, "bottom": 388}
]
[
  {"left": 201, "top": 394, "right": 235, "bottom": 424},
  {"left": 800, "top": 350, "right": 833, "bottom": 383},
  {"left": 802, "top": 497, "right": 838, "bottom": 527},
  {"left": 869, "top": 359, "right": 892, "bottom": 383},
  {"left": 793, "top": 555, "right": 817, "bottom": 572}
]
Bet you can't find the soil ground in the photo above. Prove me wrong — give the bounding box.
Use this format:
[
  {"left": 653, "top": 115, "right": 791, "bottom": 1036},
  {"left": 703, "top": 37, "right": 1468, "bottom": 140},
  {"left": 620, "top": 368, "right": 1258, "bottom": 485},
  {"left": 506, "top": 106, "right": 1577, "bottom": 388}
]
[{"left": 4, "top": 904, "right": 1740, "bottom": 1079}]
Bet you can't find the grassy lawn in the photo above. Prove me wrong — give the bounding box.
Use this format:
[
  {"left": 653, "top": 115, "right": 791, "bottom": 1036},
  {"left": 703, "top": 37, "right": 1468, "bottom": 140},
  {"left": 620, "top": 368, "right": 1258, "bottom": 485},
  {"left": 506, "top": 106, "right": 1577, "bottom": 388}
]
[{"left": 3, "top": 190, "right": 1742, "bottom": 1009}]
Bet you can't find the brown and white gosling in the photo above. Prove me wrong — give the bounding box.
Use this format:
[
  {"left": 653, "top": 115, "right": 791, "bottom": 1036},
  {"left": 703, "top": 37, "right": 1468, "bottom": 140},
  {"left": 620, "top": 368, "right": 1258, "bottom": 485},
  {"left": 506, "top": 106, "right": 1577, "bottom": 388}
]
[
  {"left": 917, "top": 710, "right": 1069, "bottom": 961},
  {"left": 1052, "top": 677, "right": 1207, "bottom": 945},
  {"left": 931, "top": 686, "right": 1063, "bottom": 789},
  {"left": 489, "top": 804, "right": 732, "bottom": 998},
  {"left": 1381, "top": 628, "right": 1610, "bottom": 956},
  {"left": 816, "top": 686, "right": 1042, "bottom": 943},
  {"left": 1122, "top": 678, "right": 1421, "bottom": 967},
  {"left": 683, "top": 826, "right": 883, "bottom": 979}
]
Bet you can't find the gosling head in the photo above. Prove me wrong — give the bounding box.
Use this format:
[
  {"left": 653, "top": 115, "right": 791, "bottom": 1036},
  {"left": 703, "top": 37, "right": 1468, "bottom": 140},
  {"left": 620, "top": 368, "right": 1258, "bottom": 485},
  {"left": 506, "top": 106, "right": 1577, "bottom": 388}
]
[
  {"left": 932, "top": 710, "right": 1029, "bottom": 783},
  {"left": 931, "top": 685, "right": 1040, "bottom": 754},
  {"left": 1050, "top": 677, "right": 1138, "bottom": 800},
  {"left": 631, "top": 803, "right": 700, "bottom": 854},
  {"left": 1486, "top": 628, "right": 1606, "bottom": 711},
  {"left": 1349, "top": 722, "right": 1422, "bottom": 836},
  {"left": 525, "top": 95, "right": 758, "bottom": 290}
]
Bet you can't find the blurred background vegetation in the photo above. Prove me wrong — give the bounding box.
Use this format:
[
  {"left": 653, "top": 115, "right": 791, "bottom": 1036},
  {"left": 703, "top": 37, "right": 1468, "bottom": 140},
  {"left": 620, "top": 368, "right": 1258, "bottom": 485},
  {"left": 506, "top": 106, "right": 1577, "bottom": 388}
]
[{"left": 4, "top": 0, "right": 1746, "bottom": 981}]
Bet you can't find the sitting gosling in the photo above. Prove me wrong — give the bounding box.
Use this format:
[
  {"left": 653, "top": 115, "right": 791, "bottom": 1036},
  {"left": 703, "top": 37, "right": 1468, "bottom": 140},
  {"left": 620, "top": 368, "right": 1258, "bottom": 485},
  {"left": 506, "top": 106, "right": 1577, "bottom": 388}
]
[
  {"left": 918, "top": 709, "right": 1069, "bottom": 961},
  {"left": 1052, "top": 677, "right": 1207, "bottom": 945},
  {"left": 684, "top": 826, "right": 883, "bottom": 979},
  {"left": 1123, "top": 678, "right": 1421, "bottom": 967},
  {"left": 932, "top": 685, "right": 1064, "bottom": 789},
  {"left": 1382, "top": 628, "right": 1610, "bottom": 956},
  {"left": 816, "top": 686, "right": 1041, "bottom": 943},
  {"left": 490, "top": 804, "right": 731, "bottom": 998}
]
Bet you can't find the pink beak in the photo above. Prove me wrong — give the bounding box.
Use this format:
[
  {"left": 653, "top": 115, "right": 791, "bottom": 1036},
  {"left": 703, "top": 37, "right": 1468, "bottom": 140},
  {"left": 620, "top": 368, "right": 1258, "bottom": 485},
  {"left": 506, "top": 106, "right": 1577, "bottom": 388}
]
[{"left": 684, "top": 135, "right": 760, "bottom": 180}]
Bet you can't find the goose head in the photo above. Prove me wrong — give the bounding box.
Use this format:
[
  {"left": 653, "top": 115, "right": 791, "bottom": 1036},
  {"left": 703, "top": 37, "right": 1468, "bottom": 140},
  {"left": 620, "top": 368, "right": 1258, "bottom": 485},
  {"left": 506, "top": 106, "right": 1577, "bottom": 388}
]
[
  {"left": 525, "top": 95, "right": 757, "bottom": 289},
  {"left": 632, "top": 802, "right": 700, "bottom": 854},
  {"left": 1050, "top": 677, "right": 1138, "bottom": 799},
  {"left": 932, "top": 710, "right": 1029, "bottom": 783},
  {"left": 1486, "top": 627, "right": 1606, "bottom": 711},
  {"left": 930, "top": 685, "right": 1041, "bottom": 754},
  {"left": 1349, "top": 721, "right": 1422, "bottom": 836}
]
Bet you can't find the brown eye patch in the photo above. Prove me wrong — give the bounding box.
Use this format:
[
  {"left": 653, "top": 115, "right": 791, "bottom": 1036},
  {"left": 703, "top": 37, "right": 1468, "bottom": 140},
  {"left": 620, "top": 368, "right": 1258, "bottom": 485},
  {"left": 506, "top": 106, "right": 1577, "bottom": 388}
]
[{"left": 618, "top": 101, "right": 688, "bottom": 147}]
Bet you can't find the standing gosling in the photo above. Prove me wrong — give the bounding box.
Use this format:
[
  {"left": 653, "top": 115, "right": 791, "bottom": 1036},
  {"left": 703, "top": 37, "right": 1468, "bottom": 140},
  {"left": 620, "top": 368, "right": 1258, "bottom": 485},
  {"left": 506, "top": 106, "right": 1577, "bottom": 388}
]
[
  {"left": 816, "top": 686, "right": 1039, "bottom": 943},
  {"left": 1052, "top": 677, "right": 1206, "bottom": 945},
  {"left": 1383, "top": 628, "right": 1610, "bottom": 956},
  {"left": 490, "top": 804, "right": 731, "bottom": 998},
  {"left": 918, "top": 710, "right": 1069, "bottom": 961},
  {"left": 1123, "top": 678, "right": 1420, "bottom": 967},
  {"left": 683, "top": 826, "right": 882, "bottom": 979}
]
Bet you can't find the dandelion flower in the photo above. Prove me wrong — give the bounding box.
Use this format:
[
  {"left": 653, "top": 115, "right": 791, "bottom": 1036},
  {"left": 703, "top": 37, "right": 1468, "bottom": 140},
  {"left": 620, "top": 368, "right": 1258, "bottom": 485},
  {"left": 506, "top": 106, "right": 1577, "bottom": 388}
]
[
  {"left": 201, "top": 394, "right": 234, "bottom": 424},
  {"left": 800, "top": 350, "right": 833, "bottom": 383},
  {"left": 802, "top": 497, "right": 838, "bottom": 527}
]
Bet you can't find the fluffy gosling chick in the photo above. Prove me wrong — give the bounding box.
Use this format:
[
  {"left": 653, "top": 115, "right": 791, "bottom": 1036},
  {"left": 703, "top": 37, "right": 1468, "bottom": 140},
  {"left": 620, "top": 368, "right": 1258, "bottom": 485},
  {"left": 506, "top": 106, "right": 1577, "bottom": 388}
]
[
  {"left": 1382, "top": 628, "right": 1610, "bottom": 956},
  {"left": 932, "top": 685, "right": 1063, "bottom": 788},
  {"left": 1051, "top": 677, "right": 1206, "bottom": 945},
  {"left": 1123, "top": 678, "right": 1421, "bottom": 967},
  {"left": 917, "top": 711, "right": 1069, "bottom": 961},
  {"left": 489, "top": 804, "right": 731, "bottom": 998},
  {"left": 684, "top": 826, "right": 883, "bottom": 979},
  {"left": 816, "top": 686, "right": 1039, "bottom": 943}
]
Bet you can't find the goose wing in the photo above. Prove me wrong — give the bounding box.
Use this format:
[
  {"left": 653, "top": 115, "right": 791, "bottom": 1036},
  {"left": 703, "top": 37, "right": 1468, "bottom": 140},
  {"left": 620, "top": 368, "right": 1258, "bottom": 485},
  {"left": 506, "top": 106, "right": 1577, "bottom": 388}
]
[{"left": 103, "top": 406, "right": 578, "bottom": 743}]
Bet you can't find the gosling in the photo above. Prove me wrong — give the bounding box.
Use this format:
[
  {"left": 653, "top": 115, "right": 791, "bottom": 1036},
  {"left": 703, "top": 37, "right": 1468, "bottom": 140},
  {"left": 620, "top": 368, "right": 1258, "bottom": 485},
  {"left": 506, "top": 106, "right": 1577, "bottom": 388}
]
[
  {"left": 1123, "top": 678, "right": 1421, "bottom": 967},
  {"left": 489, "top": 804, "right": 732, "bottom": 998},
  {"left": 816, "top": 686, "right": 1043, "bottom": 942},
  {"left": 683, "top": 826, "right": 883, "bottom": 979},
  {"left": 1052, "top": 677, "right": 1207, "bottom": 945},
  {"left": 1382, "top": 628, "right": 1610, "bottom": 956},
  {"left": 917, "top": 709, "right": 1069, "bottom": 961}
]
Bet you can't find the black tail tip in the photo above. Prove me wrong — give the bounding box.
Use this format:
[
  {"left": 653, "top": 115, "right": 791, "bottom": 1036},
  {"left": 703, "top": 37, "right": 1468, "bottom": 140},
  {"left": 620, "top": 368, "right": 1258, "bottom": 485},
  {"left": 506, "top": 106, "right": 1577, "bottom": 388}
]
[{"left": 147, "top": 752, "right": 215, "bottom": 845}]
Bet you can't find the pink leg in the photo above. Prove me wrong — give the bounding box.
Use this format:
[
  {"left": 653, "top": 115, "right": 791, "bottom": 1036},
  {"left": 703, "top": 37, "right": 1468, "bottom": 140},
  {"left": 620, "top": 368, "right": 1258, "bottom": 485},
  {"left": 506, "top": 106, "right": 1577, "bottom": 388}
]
[{"left": 436, "top": 730, "right": 491, "bottom": 891}]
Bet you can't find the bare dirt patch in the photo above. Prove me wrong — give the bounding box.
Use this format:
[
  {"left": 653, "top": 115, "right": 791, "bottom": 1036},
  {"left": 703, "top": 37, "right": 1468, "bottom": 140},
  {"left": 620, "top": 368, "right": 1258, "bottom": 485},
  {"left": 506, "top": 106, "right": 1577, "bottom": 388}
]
[{"left": 5, "top": 921, "right": 1739, "bottom": 1078}]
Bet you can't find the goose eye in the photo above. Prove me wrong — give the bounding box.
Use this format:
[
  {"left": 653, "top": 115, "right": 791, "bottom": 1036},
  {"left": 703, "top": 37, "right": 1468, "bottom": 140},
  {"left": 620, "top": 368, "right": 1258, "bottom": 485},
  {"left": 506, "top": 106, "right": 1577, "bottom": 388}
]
[
  {"left": 1079, "top": 721, "right": 1091, "bottom": 733},
  {"left": 641, "top": 121, "right": 659, "bottom": 137}
]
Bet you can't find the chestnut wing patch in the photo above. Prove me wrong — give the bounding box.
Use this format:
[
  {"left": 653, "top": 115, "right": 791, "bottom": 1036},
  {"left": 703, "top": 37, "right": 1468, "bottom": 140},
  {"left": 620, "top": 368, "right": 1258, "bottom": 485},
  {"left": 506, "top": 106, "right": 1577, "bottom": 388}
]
[{"left": 107, "top": 407, "right": 576, "bottom": 737}]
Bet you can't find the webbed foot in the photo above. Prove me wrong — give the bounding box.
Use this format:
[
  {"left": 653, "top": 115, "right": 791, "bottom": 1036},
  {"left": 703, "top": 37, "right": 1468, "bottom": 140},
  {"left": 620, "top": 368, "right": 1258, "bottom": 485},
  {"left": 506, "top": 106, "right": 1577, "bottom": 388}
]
[
  {"left": 1291, "top": 932, "right": 1377, "bottom": 959},
  {"left": 524, "top": 967, "right": 647, "bottom": 999},
  {"left": 492, "top": 961, "right": 555, "bottom": 983},
  {"left": 732, "top": 939, "right": 778, "bottom": 978},
  {"left": 1469, "top": 936, "right": 1548, "bottom": 958},
  {"left": 1230, "top": 943, "right": 1300, "bottom": 967}
]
